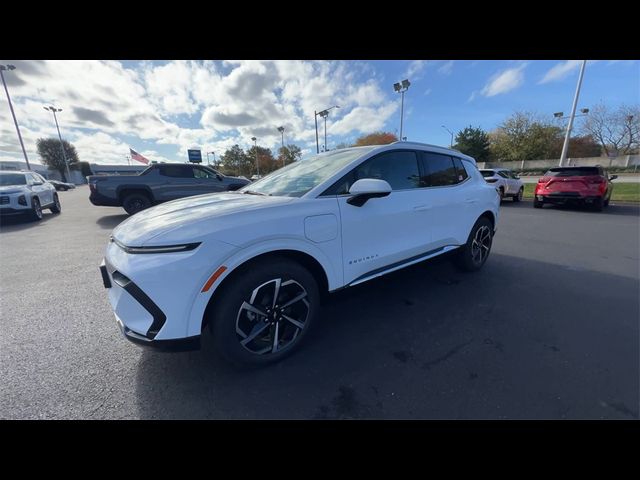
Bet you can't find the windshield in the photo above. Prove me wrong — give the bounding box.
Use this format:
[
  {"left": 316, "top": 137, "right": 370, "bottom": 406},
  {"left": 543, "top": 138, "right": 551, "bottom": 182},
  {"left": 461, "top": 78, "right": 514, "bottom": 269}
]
[
  {"left": 545, "top": 167, "right": 600, "bottom": 177},
  {"left": 480, "top": 170, "right": 495, "bottom": 178},
  {"left": 0, "top": 173, "right": 27, "bottom": 186},
  {"left": 239, "top": 147, "right": 376, "bottom": 197}
]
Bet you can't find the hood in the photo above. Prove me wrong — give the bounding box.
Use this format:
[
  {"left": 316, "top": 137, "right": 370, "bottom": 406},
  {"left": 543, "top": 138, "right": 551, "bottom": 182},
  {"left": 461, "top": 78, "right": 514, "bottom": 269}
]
[
  {"left": 112, "top": 192, "right": 294, "bottom": 246},
  {"left": 0, "top": 185, "right": 28, "bottom": 194}
]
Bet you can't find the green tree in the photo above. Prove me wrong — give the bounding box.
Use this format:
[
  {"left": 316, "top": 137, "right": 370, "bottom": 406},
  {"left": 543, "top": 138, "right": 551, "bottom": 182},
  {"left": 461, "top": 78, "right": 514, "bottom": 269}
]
[
  {"left": 36, "top": 137, "right": 80, "bottom": 181},
  {"left": 453, "top": 126, "right": 491, "bottom": 163},
  {"left": 246, "top": 146, "right": 276, "bottom": 175},
  {"left": 353, "top": 131, "right": 398, "bottom": 146},
  {"left": 220, "top": 145, "right": 252, "bottom": 177},
  {"left": 278, "top": 144, "right": 302, "bottom": 167},
  {"left": 489, "top": 112, "right": 563, "bottom": 162}
]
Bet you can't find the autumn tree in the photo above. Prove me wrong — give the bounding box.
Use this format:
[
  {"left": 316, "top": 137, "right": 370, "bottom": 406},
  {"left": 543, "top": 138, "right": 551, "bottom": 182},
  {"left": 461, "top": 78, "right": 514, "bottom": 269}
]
[
  {"left": 489, "top": 112, "right": 563, "bottom": 162},
  {"left": 246, "top": 145, "right": 276, "bottom": 175},
  {"left": 453, "top": 126, "right": 491, "bottom": 163},
  {"left": 580, "top": 103, "right": 640, "bottom": 156},
  {"left": 36, "top": 138, "right": 80, "bottom": 181},
  {"left": 220, "top": 145, "right": 252, "bottom": 177},
  {"left": 353, "top": 131, "right": 398, "bottom": 146}
]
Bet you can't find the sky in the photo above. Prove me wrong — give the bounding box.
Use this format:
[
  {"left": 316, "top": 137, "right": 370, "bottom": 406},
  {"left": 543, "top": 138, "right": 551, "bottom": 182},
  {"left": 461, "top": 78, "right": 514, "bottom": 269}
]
[{"left": 1, "top": 60, "right": 638, "bottom": 166}]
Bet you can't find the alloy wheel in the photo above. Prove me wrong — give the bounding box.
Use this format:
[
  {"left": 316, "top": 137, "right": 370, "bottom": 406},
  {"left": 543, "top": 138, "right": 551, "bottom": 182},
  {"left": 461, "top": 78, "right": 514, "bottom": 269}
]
[
  {"left": 235, "top": 278, "right": 310, "bottom": 355},
  {"left": 471, "top": 225, "right": 492, "bottom": 265}
]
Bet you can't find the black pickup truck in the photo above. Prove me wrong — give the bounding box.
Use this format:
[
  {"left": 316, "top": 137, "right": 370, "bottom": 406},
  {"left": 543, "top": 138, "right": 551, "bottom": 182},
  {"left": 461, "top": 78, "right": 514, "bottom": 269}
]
[{"left": 88, "top": 163, "right": 250, "bottom": 215}]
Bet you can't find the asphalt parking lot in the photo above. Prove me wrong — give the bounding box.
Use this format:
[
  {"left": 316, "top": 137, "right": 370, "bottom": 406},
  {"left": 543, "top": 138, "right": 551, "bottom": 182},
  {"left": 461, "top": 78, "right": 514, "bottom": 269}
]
[{"left": 1, "top": 187, "right": 638, "bottom": 419}]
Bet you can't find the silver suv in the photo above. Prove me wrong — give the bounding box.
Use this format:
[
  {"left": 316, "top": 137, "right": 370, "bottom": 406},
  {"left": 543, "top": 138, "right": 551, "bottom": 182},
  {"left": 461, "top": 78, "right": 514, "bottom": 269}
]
[{"left": 0, "top": 170, "right": 61, "bottom": 221}]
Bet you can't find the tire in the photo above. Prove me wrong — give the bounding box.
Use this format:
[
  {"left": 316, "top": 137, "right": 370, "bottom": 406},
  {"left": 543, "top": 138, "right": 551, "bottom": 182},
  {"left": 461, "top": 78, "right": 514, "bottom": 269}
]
[
  {"left": 533, "top": 197, "right": 543, "bottom": 208},
  {"left": 208, "top": 257, "right": 320, "bottom": 366},
  {"left": 122, "top": 192, "right": 151, "bottom": 215},
  {"left": 592, "top": 197, "right": 604, "bottom": 212},
  {"left": 30, "top": 197, "right": 43, "bottom": 221},
  {"left": 50, "top": 193, "right": 61, "bottom": 214},
  {"left": 604, "top": 197, "right": 610, "bottom": 207},
  {"left": 454, "top": 217, "right": 494, "bottom": 272},
  {"left": 513, "top": 187, "right": 523, "bottom": 202}
]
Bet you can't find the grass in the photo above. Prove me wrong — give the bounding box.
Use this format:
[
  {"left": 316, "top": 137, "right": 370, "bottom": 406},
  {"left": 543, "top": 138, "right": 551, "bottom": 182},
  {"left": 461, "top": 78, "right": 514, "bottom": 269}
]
[{"left": 522, "top": 183, "right": 640, "bottom": 203}]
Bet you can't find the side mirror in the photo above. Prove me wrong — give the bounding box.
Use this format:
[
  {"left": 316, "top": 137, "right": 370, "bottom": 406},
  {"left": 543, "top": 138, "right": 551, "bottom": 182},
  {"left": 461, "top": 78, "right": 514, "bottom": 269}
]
[
  {"left": 216, "top": 174, "right": 223, "bottom": 181},
  {"left": 609, "top": 175, "right": 618, "bottom": 181},
  {"left": 32, "top": 181, "right": 43, "bottom": 186},
  {"left": 347, "top": 178, "right": 392, "bottom": 207}
]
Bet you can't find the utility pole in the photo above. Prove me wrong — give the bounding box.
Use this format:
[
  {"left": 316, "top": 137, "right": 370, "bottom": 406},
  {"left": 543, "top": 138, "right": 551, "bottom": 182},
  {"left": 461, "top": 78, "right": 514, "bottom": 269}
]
[
  {"left": 559, "top": 60, "right": 587, "bottom": 167},
  {"left": 0, "top": 64, "right": 31, "bottom": 170}
]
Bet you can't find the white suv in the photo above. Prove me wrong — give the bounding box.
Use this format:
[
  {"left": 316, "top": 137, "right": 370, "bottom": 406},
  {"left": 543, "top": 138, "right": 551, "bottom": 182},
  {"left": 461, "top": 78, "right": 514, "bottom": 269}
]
[
  {"left": 479, "top": 168, "right": 524, "bottom": 201},
  {"left": 0, "top": 170, "right": 61, "bottom": 221},
  {"left": 100, "top": 142, "right": 500, "bottom": 364}
]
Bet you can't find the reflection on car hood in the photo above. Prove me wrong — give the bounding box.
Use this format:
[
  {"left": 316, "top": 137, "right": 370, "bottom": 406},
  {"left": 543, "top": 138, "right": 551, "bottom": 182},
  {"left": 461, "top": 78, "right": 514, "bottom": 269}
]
[
  {"left": 113, "top": 192, "right": 294, "bottom": 246},
  {"left": 0, "top": 185, "right": 28, "bottom": 194}
]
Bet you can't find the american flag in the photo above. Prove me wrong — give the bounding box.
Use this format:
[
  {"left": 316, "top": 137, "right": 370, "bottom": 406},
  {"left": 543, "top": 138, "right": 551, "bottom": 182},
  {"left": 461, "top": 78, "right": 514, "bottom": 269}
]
[{"left": 129, "top": 148, "right": 150, "bottom": 165}]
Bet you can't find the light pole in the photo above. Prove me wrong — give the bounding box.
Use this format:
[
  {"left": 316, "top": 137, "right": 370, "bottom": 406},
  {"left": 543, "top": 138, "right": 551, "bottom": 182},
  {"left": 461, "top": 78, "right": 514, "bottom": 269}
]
[
  {"left": 0, "top": 64, "right": 31, "bottom": 170},
  {"left": 277, "top": 126, "right": 285, "bottom": 167},
  {"left": 558, "top": 60, "right": 587, "bottom": 167},
  {"left": 43, "top": 105, "right": 72, "bottom": 182},
  {"left": 251, "top": 137, "right": 259, "bottom": 176},
  {"left": 206, "top": 151, "right": 215, "bottom": 166},
  {"left": 394, "top": 79, "right": 411, "bottom": 140},
  {"left": 315, "top": 106, "right": 339, "bottom": 153},
  {"left": 441, "top": 125, "right": 454, "bottom": 148}
]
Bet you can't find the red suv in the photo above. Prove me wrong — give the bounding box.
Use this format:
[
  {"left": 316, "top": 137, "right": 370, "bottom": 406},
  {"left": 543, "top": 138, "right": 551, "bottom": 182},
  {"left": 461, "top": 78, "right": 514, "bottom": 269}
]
[{"left": 534, "top": 166, "right": 617, "bottom": 211}]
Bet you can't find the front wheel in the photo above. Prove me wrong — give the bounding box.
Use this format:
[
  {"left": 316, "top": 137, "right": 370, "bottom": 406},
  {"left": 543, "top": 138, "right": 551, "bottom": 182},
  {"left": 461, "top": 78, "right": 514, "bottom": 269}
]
[
  {"left": 208, "top": 257, "right": 320, "bottom": 365},
  {"left": 50, "top": 193, "right": 61, "bottom": 214},
  {"left": 30, "top": 197, "right": 43, "bottom": 221},
  {"left": 122, "top": 193, "right": 151, "bottom": 215},
  {"left": 454, "top": 217, "right": 494, "bottom": 272},
  {"left": 513, "top": 187, "right": 523, "bottom": 202}
]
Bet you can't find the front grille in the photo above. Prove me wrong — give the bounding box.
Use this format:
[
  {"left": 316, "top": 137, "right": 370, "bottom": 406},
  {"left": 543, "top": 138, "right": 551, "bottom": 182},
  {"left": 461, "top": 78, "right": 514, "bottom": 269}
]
[{"left": 0, "top": 196, "right": 9, "bottom": 205}]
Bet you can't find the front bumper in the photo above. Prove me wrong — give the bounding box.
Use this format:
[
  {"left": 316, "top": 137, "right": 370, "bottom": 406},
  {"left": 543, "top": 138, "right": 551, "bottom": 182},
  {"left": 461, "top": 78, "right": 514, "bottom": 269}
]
[{"left": 0, "top": 207, "right": 30, "bottom": 216}]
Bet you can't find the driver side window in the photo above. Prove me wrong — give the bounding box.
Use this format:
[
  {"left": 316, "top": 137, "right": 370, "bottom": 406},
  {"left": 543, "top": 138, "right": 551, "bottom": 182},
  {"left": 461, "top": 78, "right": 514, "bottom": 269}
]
[{"left": 194, "top": 167, "right": 214, "bottom": 179}]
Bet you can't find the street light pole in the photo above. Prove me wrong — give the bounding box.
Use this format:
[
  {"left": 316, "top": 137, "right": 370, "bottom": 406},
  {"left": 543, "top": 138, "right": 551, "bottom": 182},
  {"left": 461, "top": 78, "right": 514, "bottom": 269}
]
[
  {"left": 251, "top": 137, "right": 259, "bottom": 176},
  {"left": 277, "top": 126, "right": 285, "bottom": 167},
  {"left": 314, "top": 111, "right": 319, "bottom": 154},
  {"left": 441, "top": 125, "right": 454, "bottom": 148},
  {"left": 44, "top": 106, "right": 72, "bottom": 182},
  {"left": 316, "top": 106, "right": 339, "bottom": 153},
  {"left": 559, "top": 60, "right": 587, "bottom": 167},
  {"left": 0, "top": 64, "right": 31, "bottom": 170},
  {"left": 394, "top": 79, "right": 411, "bottom": 140}
]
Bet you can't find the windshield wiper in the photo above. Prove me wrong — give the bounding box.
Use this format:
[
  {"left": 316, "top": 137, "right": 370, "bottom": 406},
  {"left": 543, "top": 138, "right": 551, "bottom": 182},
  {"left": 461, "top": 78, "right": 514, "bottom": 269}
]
[{"left": 243, "top": 190, "right": 267, "bottom": 196}]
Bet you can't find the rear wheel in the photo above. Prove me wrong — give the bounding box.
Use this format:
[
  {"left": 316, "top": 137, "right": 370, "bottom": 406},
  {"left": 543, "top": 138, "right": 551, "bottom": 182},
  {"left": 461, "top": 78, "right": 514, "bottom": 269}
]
[
  {"left": 122, "top": 192, "right": 151, "bottom": 215},
  {"left": 208, "top": 257, "right": 320, "bottom": 365},
  {"left": 592, "top": 197, "right": 604, "bottom": 212},
  {"left": 513, "top": 187, "right": 523, "bottom": 202},
  {"left": 50, "top": 193, "right": 61, "bottom": 214},
  {"left": 604, "top": 197, "right": 610, "bottom": 207},
  {"left": 30, "top": 197, "right": 43, "bottom": 221},
  {"left": 498, "top": 187, "right": 504, "bottom": 201},
  {"left": 533, "top": 197, "right": 543, "bottom": 208},
  {"left": 454, "top": 217, "right": 493, "bottom": 272}
]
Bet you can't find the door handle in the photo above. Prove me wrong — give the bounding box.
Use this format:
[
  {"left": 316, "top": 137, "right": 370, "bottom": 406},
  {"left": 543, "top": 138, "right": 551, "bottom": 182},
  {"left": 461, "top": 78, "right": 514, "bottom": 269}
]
[
  {"left": 464, "top": 199, "right": 478, "bottom": 204},
  {"left": 413, "top": 205, "right": 431, "bottom": 212}
]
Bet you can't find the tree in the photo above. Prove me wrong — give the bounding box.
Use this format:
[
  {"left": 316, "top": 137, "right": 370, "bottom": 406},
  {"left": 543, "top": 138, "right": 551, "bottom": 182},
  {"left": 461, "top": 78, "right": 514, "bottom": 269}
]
[
  {"left": 278, "top": 144, "right": 302, "bottom": 167},
  {"left": 353, "top": 131, "right": 398, "bottom": 146},
  {"left": 489, "top": 112, "right": 563, "bottom": 162},
  {"left": 220, "top": 145, "right": 252, "bottom": 177},
  {"left": 36, "top": 137, "right": 80, "bottom": 181},
  {"left": 563, "top": 135, "right": 602, "bottom": 158},
  {"left": 453, "top": 126, "right": 491, "bottom": 163},
  {"left": 246, "top": 146, "right": 276, "bottom": 175},
  {"left": 580, "top": 103, "right": 640, "bottom": 157}
]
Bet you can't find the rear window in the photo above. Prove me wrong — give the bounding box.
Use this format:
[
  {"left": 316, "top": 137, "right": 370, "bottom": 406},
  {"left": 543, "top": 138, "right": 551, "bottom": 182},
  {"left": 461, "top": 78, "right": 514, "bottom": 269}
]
[
  {"left": 545, "top": 167, "right": 600, "bottom": 177},
  {"left": 480, "top": 170, "right": 495, "bottom": 178}
]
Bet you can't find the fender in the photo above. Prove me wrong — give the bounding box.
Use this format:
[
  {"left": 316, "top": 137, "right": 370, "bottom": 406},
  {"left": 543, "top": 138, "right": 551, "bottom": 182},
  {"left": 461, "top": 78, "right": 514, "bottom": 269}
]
[
  {"left": 115, "top": 184, "right": 156, "bottom": 203},
  {"left": 185, "top": 236, "right": 340, "bottom": 338}
]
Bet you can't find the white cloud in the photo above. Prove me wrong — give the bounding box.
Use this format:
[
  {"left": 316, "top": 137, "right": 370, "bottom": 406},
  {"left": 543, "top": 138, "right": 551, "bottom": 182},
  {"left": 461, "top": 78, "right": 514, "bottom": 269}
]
[
  {"left": 404, "top": 60, "right": 428, "bottom": 79},
  {"left": 480, "top": 64, "right": 527, "bottom": 97},
  {"left": 0, "top": 60, "right": 398, "bottom": 165},
  {"left": 424, "top": 88, "right": 432, "bottom": 96},
  {"left": 438, "top": 60, "right": 454, "bottom": 75},
  {"left": 538, "top": 60, "right": 583, "bottom": 84}
]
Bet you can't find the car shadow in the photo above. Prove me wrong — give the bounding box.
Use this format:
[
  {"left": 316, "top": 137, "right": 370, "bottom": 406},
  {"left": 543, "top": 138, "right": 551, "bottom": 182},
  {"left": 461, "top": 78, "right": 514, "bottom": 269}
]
[
  {"left": 539, "top": 203, "right": 640, "bottom": 216},
  {"left": 133, "top": 253, "right": 639, "bottom": 419},
  {"left": 0, "top": 212, "right": 56, "bottom": 233},
  {"left": 96, "top": 214, "right": 129, "bottom": 230}
]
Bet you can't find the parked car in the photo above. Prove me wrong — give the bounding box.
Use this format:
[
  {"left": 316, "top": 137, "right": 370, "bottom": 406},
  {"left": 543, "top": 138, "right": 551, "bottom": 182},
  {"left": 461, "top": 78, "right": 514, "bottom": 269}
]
[
  {"left": 250, "top": 174, "right": 263, "bottom": 181},
  {"left": 479, "top": 168, "right": 524, "bottom": 201},
  {"left": 88, "top": 163, "right": 250, "bottom": 215},
  {"left": 533, "top": 166, "right": 616, "bottom": 211},
  {"left": 0, "top": 170, "right": 61, "bottom": 221},
  {"left": 48, "top": 180, "right": 76, "bottom": 191},
  {"left": 100, "top": 142, "right": 499, "bottom": 364}
]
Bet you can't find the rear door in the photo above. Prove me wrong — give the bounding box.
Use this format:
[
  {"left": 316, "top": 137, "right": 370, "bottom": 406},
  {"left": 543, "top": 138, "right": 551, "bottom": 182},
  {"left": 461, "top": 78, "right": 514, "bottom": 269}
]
[{"left": 157, "top": 165, "right": 201, "bottom": 200}]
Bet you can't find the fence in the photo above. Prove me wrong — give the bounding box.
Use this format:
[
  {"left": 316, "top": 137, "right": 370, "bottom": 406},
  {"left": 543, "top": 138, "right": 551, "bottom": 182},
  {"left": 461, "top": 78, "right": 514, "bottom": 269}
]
[{"left": 477, "top": 155, "right": 640, "bottom": 171}]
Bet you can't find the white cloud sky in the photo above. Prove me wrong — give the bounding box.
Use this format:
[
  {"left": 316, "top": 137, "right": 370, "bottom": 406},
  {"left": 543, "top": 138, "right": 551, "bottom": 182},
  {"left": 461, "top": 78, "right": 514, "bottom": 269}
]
[
  {"left": 480, "top": 64, "right": 527, "bottom": 97},
  {"left": 438, "top": 60, "right": 454, "bottom": 75},
  {"left": 538, "top": 60, "right": 583, "bottom": 84},
  {"left": 0, "top": 60, "right": 398, "bottom": 165}
]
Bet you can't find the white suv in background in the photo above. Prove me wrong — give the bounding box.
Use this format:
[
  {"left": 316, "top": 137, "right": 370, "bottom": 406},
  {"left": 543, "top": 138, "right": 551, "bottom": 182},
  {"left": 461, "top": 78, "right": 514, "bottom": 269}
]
[
  {"left": 479, "top": 168, "right": 524, "bottom": 201},
  {"left": 0, "top": 170, "right": 61, "bottom": 221},
  {"left": 100, "top": 142, "right": 500, "bottom": 364}
]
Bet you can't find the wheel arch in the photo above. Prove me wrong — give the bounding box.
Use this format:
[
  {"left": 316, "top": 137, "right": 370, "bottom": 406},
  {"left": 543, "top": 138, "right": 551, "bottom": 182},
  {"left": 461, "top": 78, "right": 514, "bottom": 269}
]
[{"left": 117, "top": 185, "right": 155, "bottom": 204}]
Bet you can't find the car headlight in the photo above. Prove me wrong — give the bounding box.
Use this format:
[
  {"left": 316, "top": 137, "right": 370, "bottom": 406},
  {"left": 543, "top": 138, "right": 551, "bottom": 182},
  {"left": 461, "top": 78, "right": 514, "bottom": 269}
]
[
  {"left": 111, "top": 236, "right": 200, "bottom": 254},
  {"left": 18, "top": 195, "right": 27, "bottom": 206}
]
